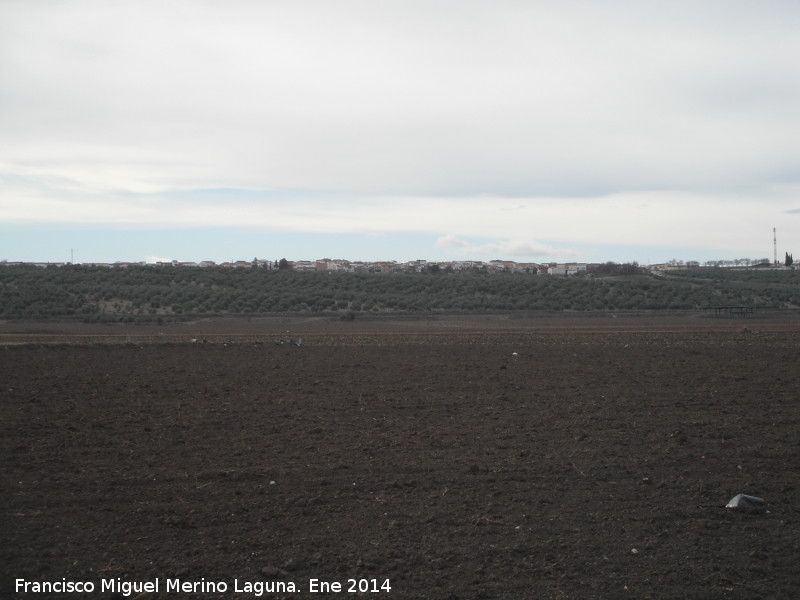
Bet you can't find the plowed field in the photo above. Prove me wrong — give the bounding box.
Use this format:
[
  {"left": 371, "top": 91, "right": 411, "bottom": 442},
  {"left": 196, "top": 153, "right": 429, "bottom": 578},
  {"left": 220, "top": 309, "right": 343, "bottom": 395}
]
[{"left": 3, "top": 315, "right": 800, "bottom": 599}]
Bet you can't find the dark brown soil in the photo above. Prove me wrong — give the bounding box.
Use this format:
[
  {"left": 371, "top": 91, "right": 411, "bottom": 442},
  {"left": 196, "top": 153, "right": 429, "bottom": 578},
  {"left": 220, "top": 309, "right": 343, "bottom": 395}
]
[{"left": 2, "top": 316, "right": 800, "bottom": 599}]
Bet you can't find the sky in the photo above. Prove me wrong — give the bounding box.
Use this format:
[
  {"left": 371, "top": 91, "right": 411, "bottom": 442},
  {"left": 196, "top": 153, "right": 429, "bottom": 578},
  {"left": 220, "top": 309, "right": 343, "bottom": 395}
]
[{"left": 1, "top": 0, "right": 799, "bottom": 265}]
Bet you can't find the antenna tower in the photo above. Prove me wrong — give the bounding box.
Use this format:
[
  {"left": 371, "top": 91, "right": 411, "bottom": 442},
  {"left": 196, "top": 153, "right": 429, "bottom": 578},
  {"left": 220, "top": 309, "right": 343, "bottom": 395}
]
[{"left": 773, "top": 228, "right": 777, "bottom": 266}]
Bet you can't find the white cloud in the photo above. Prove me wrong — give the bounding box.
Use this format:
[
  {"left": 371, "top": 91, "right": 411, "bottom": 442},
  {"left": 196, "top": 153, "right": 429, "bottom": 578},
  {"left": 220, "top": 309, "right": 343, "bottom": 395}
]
[
  {"left": 3, "top": 183, "right": 794, "bottom": 261},
  {"left": 436, "top": 235, "right": 575, "bottom": 260}
]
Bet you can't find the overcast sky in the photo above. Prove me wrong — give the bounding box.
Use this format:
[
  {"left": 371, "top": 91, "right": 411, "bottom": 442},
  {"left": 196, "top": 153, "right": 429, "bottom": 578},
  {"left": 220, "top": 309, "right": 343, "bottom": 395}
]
[{"left": 1, "top": 0, "right": 798, "bottom": 264}]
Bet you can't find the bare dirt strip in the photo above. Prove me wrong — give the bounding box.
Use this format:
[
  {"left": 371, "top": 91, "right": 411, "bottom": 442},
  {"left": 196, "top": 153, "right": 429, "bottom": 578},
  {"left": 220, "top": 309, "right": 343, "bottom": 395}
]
[{"left": 1, "top": 310, "right": 799, "bottom": 346}]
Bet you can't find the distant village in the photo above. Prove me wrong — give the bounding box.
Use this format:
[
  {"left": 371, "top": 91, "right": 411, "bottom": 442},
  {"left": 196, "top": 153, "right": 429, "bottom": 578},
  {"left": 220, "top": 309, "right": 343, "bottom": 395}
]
[
  {"left": 1, "top": 257, "right": 580, "bottom": 274},
  {"left": 1, "top": 255, "right": 795, "bottom": 274}
]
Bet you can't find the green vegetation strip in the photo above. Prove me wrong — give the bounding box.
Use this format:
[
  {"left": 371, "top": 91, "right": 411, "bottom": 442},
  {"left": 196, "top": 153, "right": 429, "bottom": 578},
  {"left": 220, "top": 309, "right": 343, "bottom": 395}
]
[{"left": 1, "top": 264, "right": 798, "bottom": 321}]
